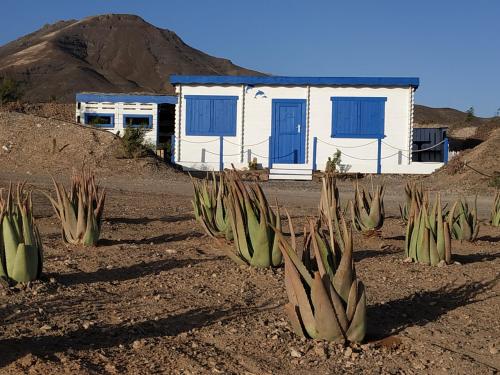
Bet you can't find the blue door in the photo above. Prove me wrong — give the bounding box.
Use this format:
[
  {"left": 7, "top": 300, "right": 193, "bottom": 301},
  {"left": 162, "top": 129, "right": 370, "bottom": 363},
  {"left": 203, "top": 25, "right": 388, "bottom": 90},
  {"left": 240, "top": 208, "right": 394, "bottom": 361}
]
[{"left": 271, "top": 99, "right": 307, "bottom": 164}]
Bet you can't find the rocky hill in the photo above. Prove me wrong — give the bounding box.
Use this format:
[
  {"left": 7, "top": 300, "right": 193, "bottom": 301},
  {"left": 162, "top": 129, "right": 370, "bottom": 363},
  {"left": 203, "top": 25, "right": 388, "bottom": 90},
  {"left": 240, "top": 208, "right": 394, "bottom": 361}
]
[{"left": 0, "top": 14, "right": 263, "bottom": 102}]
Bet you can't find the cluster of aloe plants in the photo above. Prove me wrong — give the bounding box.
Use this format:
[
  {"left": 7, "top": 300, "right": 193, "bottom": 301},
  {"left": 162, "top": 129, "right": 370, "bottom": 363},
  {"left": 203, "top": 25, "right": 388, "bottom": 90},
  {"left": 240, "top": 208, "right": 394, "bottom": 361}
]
[
  {"left": 44, "top": 169, "right": 106, "bottom": 246},
  {"left": 0, "top": 184, "right": 43, "bottom": 283},
  {"left": 404, "top": 193, "right": 452, "bottom": 266},
  {"left": 191, "top": 172, "right": 232, "bottom": 240},
  {"left": 490, "top": 192, "right": 500, "bottom": 227},
  {"left": 191, "top": 171, "right": 281, "bottom": 268},
  {"left": 448, "top": 196, "right": 480, "bottom": 242},
  {"left": 350, "top": 181, "right": 385, "bottom": 233}
]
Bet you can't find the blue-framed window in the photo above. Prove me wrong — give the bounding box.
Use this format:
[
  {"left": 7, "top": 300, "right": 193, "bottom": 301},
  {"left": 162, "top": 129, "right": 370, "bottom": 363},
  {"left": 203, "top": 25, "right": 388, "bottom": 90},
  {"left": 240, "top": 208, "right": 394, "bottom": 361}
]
[
  {"left": 185, "top": 95, "right": 238, "bottom": 136},
  {"left": 84, "top": 113, "right": 114, "bottom": 128},
  {"left": 331, "top": 97, "right": 386, "bottom": 138},
  {"left": 123, "top": 114, "right": 153, "bottom": 129}
]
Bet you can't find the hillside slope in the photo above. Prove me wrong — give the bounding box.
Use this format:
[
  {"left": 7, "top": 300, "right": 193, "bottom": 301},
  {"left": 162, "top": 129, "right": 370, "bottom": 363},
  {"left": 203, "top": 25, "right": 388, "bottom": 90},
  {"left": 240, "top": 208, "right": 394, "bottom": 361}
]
[{"left": 0, "top": 14, "right": 263, "bottom": 102}]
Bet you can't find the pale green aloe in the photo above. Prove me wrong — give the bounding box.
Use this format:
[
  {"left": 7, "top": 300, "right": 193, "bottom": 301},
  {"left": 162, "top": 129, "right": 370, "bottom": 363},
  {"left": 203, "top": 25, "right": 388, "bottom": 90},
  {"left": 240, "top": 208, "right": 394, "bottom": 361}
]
[
  {"left": 225, "top": 172, "right": 281, "bottom": 268},
  {"left": 319, "top": 173, "right": 348, "bottom": 252},
  {"left": 490, "top": 192, "right": 500, "bottom": 227},
  {"left": 399, "top": 182, "right": 425, "bottom": 223},
  {"left": 0, "top": 183, "right": 43, "bottom": 283},
  {"left": 404, "top": 193, "right": 452, "bottom": 266},
  {"left": 448, "top": 196, "right": 480, "bottom": 242},
  {"left": 350, "top": 181, "right": 385, "bottom": 233},
  {"left": 44, "top": 169, "right": 105, "bottom": 246},
  {"left": 274, "top": 214, "right": 366, "bottom": 343},
  {"left": 191, "top": 172, "right": 232, "bottom": 240}
]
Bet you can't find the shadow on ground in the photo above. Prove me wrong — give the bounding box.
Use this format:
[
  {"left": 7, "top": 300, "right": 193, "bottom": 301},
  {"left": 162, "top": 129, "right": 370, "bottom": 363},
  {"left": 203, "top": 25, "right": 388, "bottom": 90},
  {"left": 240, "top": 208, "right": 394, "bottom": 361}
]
[
  {"left": 56, "top": 256, "right": 225, "bottom": 286},
  {"left": 98, "top": 231, "right": 204, "bottom": 246},
  {"left": 367, "top": 276, "right": 499, "bottom": 340},
  {"left": 0, "top": 303, "right": 277, "bottom": 368},
  {"left": 106, "top": 214, "right": 193, "bottom": 225}
]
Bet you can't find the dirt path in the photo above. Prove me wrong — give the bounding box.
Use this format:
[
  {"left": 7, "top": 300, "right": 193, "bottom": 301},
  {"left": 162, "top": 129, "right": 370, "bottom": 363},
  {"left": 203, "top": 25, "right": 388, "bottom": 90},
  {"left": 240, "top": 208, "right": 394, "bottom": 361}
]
[{"left": 0, "top": 172, "right": 499, "bottom": 374}]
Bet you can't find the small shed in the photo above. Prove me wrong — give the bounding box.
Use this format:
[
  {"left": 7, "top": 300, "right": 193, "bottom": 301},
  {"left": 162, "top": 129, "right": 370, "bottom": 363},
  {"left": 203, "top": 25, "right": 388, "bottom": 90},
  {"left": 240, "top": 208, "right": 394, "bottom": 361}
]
[
  {"left": 170, "top": 75, "right": 446, "bottom": 179},
  {"left": 75, "top": 93, "right": 177, "bottom": 148}
]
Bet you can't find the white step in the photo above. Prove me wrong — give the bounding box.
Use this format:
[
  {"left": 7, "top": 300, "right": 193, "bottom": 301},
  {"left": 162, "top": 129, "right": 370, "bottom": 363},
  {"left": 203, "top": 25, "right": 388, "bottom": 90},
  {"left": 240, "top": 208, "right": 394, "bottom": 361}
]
[
  {"left": 271, "top": 163, "right": 312, "bottom": 170},
  {"left": 270, "top": 168, "right": 312, "bottom": 175},
  {"left": 269, "top": 173, "right": 313, "bottom": 181}
]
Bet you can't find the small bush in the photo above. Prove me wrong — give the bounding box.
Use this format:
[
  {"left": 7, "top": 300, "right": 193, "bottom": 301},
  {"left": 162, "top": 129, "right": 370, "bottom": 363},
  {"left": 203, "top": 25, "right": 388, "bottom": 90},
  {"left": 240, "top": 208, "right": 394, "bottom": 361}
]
[
  {"left": 325, "top": 149, "right": 342, "bottom": 173},
  {"left": 0, "top": 77, "right": 21, "bottom": 104},
  {"left": 489, "top": 172, "right": 500, "bottom": 189},
  {"left": 116, "top": 126, "right": 151, "bottom": 159}
]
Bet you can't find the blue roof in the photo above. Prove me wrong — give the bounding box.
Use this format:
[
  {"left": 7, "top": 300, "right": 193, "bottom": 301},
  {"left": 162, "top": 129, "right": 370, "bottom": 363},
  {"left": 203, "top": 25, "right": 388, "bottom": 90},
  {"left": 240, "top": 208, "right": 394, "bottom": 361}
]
[
  {"left": 170, "top": 75, "right": 419, "bottom": 89},
  {"left": 76, "top": 93, "right": 177, "bottom": 104}
]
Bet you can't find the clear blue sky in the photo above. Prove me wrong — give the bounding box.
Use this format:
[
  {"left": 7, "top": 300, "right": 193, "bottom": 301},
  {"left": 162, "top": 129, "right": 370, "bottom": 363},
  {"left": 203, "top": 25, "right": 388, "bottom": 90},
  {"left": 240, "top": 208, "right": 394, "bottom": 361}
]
[{"left": 2, "top": 0, "right": 499, "bottom": 116}]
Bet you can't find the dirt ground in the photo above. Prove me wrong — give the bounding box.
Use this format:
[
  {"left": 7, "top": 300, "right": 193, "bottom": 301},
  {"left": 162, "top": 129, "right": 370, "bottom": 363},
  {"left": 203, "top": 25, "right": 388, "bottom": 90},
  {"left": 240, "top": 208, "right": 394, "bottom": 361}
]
[{"left": 0, "top": 169, "right": 499, "bottom": 375}]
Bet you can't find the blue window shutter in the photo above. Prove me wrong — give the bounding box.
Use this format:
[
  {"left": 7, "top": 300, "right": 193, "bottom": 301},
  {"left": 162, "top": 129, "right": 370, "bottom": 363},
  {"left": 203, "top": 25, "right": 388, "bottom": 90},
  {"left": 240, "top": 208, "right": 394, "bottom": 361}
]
[
  {"left": 331, "top": 97, "right": 386, "bottom": 138},
  {"left": 185, "top": 95, "right": 237, "bottom": 136},
  {"left": 186, "top": 97, "right": 211, "bottom": 135},
  {"left": 212, "top": 98, "right": 237, "bottom": 136}
]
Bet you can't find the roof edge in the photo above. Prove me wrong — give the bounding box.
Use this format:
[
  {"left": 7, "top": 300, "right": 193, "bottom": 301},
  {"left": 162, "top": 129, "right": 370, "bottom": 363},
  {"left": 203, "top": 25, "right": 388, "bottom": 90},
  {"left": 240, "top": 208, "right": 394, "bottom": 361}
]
[
  {"left": 76, "top": 93, "right": 177, "bottom": 104},
  {"left": 170, "top": 75, "right": 419, "bottom": 89}
]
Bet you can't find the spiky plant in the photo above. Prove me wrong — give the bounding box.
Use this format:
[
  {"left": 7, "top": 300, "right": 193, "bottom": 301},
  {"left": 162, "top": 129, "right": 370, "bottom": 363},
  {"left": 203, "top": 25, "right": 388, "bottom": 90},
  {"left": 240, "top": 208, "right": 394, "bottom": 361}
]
[
  {"left": 274, "top": 215, "right": 366, "bottom": 343},
  {"left": 448, "top": 196, "right": 480, "bottom": 241},
  {"left": 225, "top": 172, "right": 281, "bottom": 268},
  {"left": 0, "top": 184, "right": 43, "bottom": 283},
  {"left": 319, "top": 173, "right": 347, "bottom": 252},
  {"left": 191, "top": 172, "right": 232, "bottom": 240},
  {"left": 44, "top": 169, "right": 105, "bottom": 246},
  {"left": 490, "top": 192, "right": 500, "bottom": 227},
  {"left": 404, "top": 193, "right": 452, "bottom": 266},
  {"left": 350, "top": 181, "right": 385, "bottom": 233},
  {"left": 399, "top": 182, "right": 424, "bottom": 223}
]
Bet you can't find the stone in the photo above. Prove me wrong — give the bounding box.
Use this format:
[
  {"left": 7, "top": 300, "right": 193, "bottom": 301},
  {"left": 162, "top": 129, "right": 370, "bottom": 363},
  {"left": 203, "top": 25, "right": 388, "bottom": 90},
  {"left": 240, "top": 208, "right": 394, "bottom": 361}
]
[
  {"left": 344, "top": 347, "right": 353, "bottom": 358},
  {"left": 290, "top": 348, "right": 302, "bottom": 358}
]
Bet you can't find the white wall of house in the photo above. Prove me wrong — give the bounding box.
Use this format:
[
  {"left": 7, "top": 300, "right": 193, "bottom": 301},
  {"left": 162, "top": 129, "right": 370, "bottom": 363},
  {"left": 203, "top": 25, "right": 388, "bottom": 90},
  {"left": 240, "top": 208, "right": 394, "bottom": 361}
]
[
  {"left": 76, "top": 101, "right": 159, "bottom": 146},
  {"left": 174, "top": 83, "right": 444, "bottom": 174}
]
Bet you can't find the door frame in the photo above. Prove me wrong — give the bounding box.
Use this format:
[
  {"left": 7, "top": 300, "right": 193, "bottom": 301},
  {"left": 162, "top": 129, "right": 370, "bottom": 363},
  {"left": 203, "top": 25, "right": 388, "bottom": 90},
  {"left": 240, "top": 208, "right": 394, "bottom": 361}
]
[{"left": 270, "top": 99, "right": 307, "bottom": 165}]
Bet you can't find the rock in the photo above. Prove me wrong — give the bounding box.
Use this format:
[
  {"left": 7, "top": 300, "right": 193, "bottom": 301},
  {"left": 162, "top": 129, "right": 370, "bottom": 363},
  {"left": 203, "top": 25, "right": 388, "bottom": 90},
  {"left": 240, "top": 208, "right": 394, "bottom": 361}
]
[
  {"left": 437, "top": 260, "right": 447, "bottom": 267},
  {"left": 132, "top": 340, "right": 145, "bottom": 350},
  {"left": 344, "top": 347, "right": 353, "bottom": 358},
  {"left": 403, "top": 257, "right": 413, "bottom": 263},
  {"left": 290, "top": 348, "right": 302, "bottom": 358},
  {"left": 313, "top": 344, "right": 328, "bottom": 359},
  {"left": 489, "top": 344, "right": 498, "bottom": 355},
  {"left": 40, "top": 324, "right": 52, "bottom": 332}
]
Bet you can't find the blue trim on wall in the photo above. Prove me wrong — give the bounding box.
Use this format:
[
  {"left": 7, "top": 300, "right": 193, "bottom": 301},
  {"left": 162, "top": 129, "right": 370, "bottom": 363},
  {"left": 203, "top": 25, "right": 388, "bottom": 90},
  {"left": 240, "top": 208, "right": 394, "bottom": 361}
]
[
  {"left": 377, "top": 138, "right": 382, "bottom": 174},
  {"left": 171, "top": 75, "right": 419, "bottom": 89},
  {"left": 84, "top": 113, "right": 115, "bottom": 128},
  {"left": 123, "top": 114, "right": 153, "bottom": 129},
  {"left": 76, "top": 93, "right": 177, "bottom": 104},
  {"left": 184, "top": 95, "right": 239, "bottom": 101}
]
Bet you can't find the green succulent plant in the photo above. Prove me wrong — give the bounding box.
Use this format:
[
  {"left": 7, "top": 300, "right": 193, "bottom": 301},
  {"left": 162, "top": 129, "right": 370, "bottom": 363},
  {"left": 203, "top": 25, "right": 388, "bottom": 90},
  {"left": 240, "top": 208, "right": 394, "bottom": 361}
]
[
  {"left": 319, "top": 173, "right": 347, "bottom": 252},
  {"left": 350, "top": 181, "right": 385, "bottom": 233},
  {"left": 191, "top": 172, "right": 232, "bottom": 240},
  {"left": 0, "top": 183, "right": 43, "bottom": 283},
  {"left": 490, "top": 192, "right": 500, "bottom": 227},
  {"left": 448, "top": 196, "right": 480, "bottom": 242},
  {"left": 399, "top": 182, "right": 424, "bottom": 223},
  {"left": 225, "top": 172, "right": 281, "bottom": 268},
  {"left": 404, "top": 193, "right": 452, "bottom": 266},
  {"left": 44, "top": 169, "right": 105, "bottom": 246},
  {"left": 275, "top": 215, "right": 366, "bottom": 343}
]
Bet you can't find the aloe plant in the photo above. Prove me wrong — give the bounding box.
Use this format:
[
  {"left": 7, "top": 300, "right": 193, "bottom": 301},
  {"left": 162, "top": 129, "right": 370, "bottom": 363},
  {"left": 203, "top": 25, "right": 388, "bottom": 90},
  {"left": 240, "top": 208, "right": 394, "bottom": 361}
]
[
  {"left": 405, "top": 193, "right": 452, "bottom": 266},
  {"left": 399, "top": 182, "right": 424, "bottom": 223},
  {"left": 274, "top": 215, "right": 366, "bottom": 343},
  {"left": 0, "top": 184, "right": 43, "bottom": 283},
  {"left": 225, "top": 172, "right": 281, "bottom": 268},
  {"left": 490, "top": 192, "right": 500, "bottom": 227},
  {"left": 319, "top": 173, "right": 348, "bottom": 252},
  {"left": 448, "top": 196, "right": 480, "bottom": 242},
  {"left": 44, "top": 169, "right": 105, "bottom": 246},
  {"left": 350, "top": 181, "right": 385, "bottom": 233},
  {"left": 191, "top": 172, "right": 232, "bottom": 240}
]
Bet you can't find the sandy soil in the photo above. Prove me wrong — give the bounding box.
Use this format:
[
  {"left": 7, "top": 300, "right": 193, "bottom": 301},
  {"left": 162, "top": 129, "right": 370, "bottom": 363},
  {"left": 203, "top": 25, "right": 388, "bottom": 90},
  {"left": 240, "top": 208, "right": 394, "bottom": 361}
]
[{"left": 0, "top": 170, "right": 499, "bottom": 375}]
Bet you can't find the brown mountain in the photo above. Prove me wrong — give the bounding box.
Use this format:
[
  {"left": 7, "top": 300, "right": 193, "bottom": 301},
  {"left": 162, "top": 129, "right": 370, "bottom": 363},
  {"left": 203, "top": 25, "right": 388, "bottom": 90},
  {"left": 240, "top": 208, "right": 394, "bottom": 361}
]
[{"left": 0, "top": 14, "right": 263, "bottom": 102}]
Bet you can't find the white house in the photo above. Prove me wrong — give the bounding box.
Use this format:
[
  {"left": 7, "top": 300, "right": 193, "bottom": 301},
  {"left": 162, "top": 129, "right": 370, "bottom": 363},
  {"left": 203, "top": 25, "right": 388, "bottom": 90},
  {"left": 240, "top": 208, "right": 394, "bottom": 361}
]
[
  {"left": 170, "top": 75, "right": 448, "bottom": 179},
  {"left": 75, "top": 93, "right": 177, "bottom": 148}
]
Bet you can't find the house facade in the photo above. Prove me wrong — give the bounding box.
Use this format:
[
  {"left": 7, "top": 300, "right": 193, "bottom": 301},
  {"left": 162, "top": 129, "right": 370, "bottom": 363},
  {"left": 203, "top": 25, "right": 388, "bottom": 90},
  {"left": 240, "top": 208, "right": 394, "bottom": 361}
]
[
  {"left": 75, "top": 93, "right": 177, "bottom": 147},
  {"left": 170, "top": 75, "right": 446, "bottom": 179}
]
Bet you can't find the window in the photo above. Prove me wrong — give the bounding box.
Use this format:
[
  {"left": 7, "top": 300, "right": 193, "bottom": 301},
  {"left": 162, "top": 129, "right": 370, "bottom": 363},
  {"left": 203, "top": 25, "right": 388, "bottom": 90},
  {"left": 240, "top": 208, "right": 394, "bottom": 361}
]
[
  {"left": 331, "top": 97, "right": 386, "bottom": 138},
  {"left": 123, "top": 115, "right": 153, "bottom": 129},
  {"left": 84, "top": 113, "right": 114, "bottom": 128},
  {"left": 185, "top": 95, "right": 238, "bottom": 136}
]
